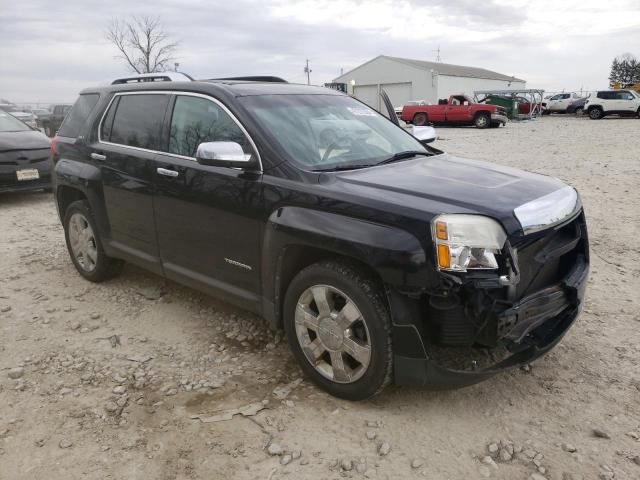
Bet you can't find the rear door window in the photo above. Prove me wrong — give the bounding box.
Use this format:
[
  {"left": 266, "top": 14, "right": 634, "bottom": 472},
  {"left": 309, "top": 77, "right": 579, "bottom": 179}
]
[
  {"left": 166, "top": 95, "right": 253, "bottom": 158},
  {"left": 58, "top": 94, "right": 100, "bottom": 138},
  {"left": 104, "top": 94, "right": 169, "bottom": 150}
]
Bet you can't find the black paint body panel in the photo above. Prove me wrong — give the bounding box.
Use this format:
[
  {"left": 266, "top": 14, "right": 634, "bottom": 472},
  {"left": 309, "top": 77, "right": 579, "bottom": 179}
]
[{"left": 50, "top": 80, "right": 589, "bottom": 388}]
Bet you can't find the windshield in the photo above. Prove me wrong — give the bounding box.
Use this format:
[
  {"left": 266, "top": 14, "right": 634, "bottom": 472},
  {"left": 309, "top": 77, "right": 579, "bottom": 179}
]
[
  {"left": 239, "top": 94, "right": 428, "bottom": 170},
  {"left": 0, "top": 111, "right": 30, "bottom": 132}
]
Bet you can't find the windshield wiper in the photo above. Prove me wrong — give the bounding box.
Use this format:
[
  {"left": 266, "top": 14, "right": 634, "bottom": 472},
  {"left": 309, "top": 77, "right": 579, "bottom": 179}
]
[
  {"left": 376, "top": 150, "right": 431, "bottom": 166},
  {"left": 312, "top": 164, "right": 375, "bottom": 172}
]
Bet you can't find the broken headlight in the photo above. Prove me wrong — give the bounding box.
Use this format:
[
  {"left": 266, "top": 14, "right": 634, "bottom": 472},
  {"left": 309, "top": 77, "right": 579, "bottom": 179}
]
[{"left": 432, "top": 214, "right": 507, "bottom": 272}]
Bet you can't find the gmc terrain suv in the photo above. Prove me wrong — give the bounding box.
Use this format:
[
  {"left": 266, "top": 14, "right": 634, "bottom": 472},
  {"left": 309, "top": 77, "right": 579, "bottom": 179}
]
[
  {"left": 51, "top": 76, "right": 589, "bottom": 400},
  {"left": 584, "top": 89, "right": 640, "bottom": 119}
]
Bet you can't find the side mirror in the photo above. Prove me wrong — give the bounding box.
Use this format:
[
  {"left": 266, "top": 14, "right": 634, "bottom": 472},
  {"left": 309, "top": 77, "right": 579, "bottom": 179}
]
[
  {"left": 195, "top": 141, "right": 256, "bottom": 169},
  {"left": 411, "top": 125, "right": 437, "bottom": 144}
]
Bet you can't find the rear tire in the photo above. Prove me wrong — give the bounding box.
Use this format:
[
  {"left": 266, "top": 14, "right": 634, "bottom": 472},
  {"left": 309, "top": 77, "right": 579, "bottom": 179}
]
[
  {"left": 589, "top": 107, "right": 603, "bottom": 119},
  {"left": 474, "top": 113, "right": 490, "bottom": 129},
  {"left": 283, "top": 261, "right": 392, "bottom": 400},
  {"left": 63, "top": 200, "right": 123, "bottom": 282},
  {"left": 413, "top": 113, "right": 428, "bottom": 126},
  {"left": 575, "top": 107, "right": 584, "bottom": 116}
]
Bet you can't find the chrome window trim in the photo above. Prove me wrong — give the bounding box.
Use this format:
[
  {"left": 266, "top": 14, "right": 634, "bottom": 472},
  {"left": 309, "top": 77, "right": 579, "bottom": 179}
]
[{"left": 97, "top": 90, "right": 263, "bottom": 171}]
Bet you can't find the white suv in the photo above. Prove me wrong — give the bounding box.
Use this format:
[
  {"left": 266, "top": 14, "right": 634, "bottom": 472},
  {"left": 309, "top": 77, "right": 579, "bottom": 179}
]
[
  {"left": 584, "top": 90, "right": 640, "bottom": 119},
  {"left": 543, "top": 92, "right": 582, "bottom": 113}
]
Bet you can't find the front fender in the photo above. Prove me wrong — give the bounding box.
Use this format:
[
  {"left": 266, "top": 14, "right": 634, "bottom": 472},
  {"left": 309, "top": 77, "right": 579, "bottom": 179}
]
[{"left": 261, "top": 206, "right": 435, "bottom": 326}]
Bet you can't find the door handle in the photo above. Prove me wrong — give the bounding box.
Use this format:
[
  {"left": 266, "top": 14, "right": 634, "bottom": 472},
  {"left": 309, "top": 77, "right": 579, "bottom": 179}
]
[
  {"left": 90, "top": 152, "right": 106, "bottom": 161},
  {"left": 157, "top": 167, "right": 179, "bottom": 178}
]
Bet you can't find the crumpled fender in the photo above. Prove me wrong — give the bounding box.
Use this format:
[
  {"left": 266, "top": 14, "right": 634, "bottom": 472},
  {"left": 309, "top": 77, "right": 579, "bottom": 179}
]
[{"left": 261, "top": 206, "right": 435, "bottom": 327}]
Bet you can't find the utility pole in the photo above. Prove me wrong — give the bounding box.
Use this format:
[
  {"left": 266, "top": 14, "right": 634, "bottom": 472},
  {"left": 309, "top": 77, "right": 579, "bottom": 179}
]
[
  {"left": 434, "top": 46, "right": 441, "bottom": 62},
  {"left": 304, "top": 59, "right": 312, "bottom": 85}
]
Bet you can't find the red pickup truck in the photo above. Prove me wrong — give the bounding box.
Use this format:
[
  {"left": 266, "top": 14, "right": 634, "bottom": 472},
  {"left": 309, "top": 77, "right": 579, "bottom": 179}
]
[{"left": 400, "top": 94, "right": 508, "bottom": 129}]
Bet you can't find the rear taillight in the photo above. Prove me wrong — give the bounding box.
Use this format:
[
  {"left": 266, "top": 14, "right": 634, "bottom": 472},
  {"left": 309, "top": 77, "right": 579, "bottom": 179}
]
[{"left": 50, "top": 136, "right": 59, "bottom": 158}]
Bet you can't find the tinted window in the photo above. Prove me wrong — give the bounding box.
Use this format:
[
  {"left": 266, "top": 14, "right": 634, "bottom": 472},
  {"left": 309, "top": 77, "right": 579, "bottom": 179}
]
[
  {"left": 108, "top": 94, "right": 169, "bottom": 150},
  {"left": 618, "top": 91, "right": 634, "bottom": 100},
  {"left": 167, "top": 95, "right": 253, "bottom": 157},
  {"left": 100, "top": 96, "right": 118, "bottom": 141},
  {"left": 239, "top": 94, "right": 429, "bottom": 171},
  {"left": 597, "top": 91, "right": 612, "bottom": 100},
  {"left": 58, "top": 94, "right": 100, "bottom": 138}
]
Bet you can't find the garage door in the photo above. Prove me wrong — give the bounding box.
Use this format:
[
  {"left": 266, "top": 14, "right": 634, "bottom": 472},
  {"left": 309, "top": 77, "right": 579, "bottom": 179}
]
[
  {"left": 380, "top": 82, "right": 413, "bottom": 109},
  {"left": 353, "top": 85, "right": 379, "bottom": 110}
]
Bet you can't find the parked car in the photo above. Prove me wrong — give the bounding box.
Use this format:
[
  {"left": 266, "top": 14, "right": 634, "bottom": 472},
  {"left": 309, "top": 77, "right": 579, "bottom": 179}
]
[
  {"left": 566, "top": 97, "right": 587, "bottom": 115},
  {"left": 28, "top": 108, "right": 52, "bottom": 127},
  {"left": 401, "top": 94, "right": 507, "bottom": 128},
  {"left": 542, "top": 92, "right": 583, "bottom": 114},
  {"left": 9, "top": 111, "right": 39, "bottom": 130},
  {"left": 584, "top": 90, "right": 640, "bottom": 119},
  {"left": 0, "top": 110, "right": 52, "bottom": 193},
  {"left": 52, "top": 77, "right": 588, "bottom": 400},
  {"left": 46, "top": 104, "right": 72, "bottom": 136},
  {"left": 0, "top": 103, "right": 17, "bottom": 113}
]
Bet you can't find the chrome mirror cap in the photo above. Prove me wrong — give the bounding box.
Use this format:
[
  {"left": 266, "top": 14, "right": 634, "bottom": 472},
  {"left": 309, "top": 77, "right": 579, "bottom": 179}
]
[
  {"left": 411, "top": 125, "right": 437, "bottom": 144},
  {"left": 196, "top": 141, "right": 248, "bottom": 162},
  {"left": 195, "top": 141, "right": 256, "bottom": 169}
]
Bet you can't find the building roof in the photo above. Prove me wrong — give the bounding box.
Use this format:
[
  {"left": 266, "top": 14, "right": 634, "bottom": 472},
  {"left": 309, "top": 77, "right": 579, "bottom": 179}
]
[{"left": 335, "top": 55, "right": 526, "bottom": 83}]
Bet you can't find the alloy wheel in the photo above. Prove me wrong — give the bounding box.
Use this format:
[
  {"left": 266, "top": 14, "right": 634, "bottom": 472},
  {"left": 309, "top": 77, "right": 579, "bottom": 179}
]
[
  {"left": 294, "top": 285, "right": 372, "bottom": 384},
  {"left": 68, "top": 213, "right": 98, "bottom": 272}
]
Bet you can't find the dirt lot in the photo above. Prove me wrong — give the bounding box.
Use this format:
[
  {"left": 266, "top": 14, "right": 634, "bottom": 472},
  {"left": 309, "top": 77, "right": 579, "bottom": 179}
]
[{"left": 1, "top": 115, "right": 639, "bottom": 480}]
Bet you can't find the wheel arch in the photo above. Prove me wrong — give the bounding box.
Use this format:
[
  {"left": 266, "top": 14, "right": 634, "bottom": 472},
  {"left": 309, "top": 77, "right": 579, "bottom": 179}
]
[
  {"left": 473, "top": 109, "right": 492, "bottom": 118},
  {"left": 54, "top": 159, "right": 111, "bottom": 242},
  {"left": 56, "top": 185, "right": 87, "bottom": 219},
  {"left": 261, "top": 206, "right": 432, "bottom": 329}
]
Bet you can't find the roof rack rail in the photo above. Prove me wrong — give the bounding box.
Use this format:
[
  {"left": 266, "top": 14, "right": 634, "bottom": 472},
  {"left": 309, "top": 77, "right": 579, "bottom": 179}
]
[
  {"left": 210, "top": 76, "right": 288, "bottom": 83},
  {"left": 111, "top": 72, "right": 194, "bottom": 85}
]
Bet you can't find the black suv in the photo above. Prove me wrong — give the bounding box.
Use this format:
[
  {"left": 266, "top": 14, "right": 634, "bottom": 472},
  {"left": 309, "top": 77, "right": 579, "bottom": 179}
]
[{"left": 51, "top": 77, "right": 589, "bottom": 400}]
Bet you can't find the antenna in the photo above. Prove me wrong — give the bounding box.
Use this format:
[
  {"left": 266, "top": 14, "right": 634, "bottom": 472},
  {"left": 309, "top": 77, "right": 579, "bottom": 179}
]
[{"left": 434, "top": 46, "right": 441, "bottom": 62}]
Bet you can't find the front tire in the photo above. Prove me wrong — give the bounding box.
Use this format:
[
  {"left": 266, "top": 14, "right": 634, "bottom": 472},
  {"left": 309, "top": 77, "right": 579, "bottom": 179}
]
[
  {"left": 63, "top": 200, "right": 123, "bottom": 282},
  {"left": 283, "top": 261, "right": 392, "bottom": 400},
  {"left": 474, "top": 112, "right": 490, "bottom": 129},
  {"left": 589, "top": 107, "right": 603, "bottom": 119},
  {"left": 575, "top": 107, "right": 584, "bottom": 116}
]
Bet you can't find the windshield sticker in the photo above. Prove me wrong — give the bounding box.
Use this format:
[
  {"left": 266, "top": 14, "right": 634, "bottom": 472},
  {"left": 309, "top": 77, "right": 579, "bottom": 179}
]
[{"left": 347, "top": 107, "right": 376, "bottom": 117}]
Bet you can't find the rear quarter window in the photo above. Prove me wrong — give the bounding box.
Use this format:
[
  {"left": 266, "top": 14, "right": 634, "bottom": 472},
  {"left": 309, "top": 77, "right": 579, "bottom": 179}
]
[
  {"left": 58, "top": 94, "right": 100, "bottom": 138},
  {"left": 102, "top": 94, "right": 169, "bottom": 150}
]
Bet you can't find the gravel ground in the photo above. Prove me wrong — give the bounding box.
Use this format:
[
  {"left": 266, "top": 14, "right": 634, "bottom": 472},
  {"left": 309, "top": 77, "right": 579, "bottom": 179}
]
[{"left": 1, "top": 115, "right": 639, "bottom": 480}]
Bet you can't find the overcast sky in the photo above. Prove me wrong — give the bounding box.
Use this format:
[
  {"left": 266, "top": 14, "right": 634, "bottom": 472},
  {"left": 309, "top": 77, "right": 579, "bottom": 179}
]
[{"left": 1, "top": 0, "right": 639, "bottom": 103}]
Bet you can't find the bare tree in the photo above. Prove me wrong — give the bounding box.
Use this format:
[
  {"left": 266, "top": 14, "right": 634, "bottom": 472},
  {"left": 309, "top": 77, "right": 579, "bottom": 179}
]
[{"left": 106, "top": 16, "right": 178, "bottom": 74}]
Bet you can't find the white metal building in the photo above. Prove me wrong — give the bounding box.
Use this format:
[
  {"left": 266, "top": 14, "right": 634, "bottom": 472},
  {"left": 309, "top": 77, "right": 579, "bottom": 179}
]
[{"left": 332, "top": 55, "right": 526, "bottom": 110}]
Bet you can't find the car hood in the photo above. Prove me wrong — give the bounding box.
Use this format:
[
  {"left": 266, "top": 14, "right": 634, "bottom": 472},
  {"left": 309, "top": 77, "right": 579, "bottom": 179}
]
[
  {"left": 0, "top": 130, "right": 50, "bottom": 152},
  {"left": 329, "top": 153, "right": 572, "bottom": 234}
]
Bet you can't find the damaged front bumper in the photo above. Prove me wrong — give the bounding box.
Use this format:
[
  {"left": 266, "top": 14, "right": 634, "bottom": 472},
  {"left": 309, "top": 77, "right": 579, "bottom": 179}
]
[{"left": 390, "top": 213, "right": 589, "bottom": 389}]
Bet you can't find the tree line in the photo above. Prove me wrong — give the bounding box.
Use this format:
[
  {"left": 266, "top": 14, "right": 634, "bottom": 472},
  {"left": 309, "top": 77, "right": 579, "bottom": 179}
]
[{"left": 609, "top": 53, "right": 640, "bottom": 88}]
